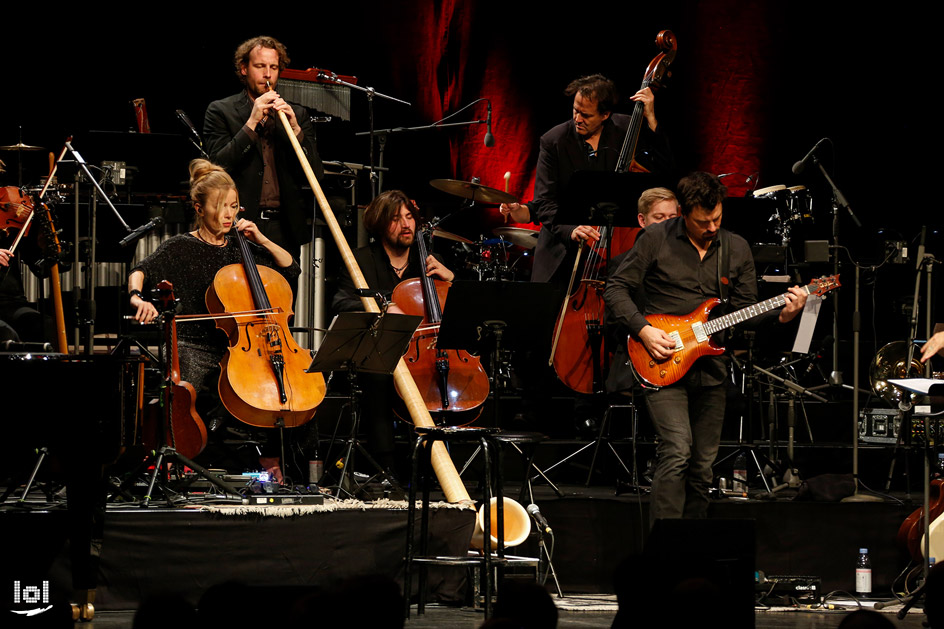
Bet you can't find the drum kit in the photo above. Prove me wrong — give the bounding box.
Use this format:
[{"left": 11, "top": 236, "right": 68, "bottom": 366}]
[
  {"left": 750, "top": 183, "right": 815, "bottom": 248},
  {"left": 427, "top": 178, "right": 538, "bottom": 282}
]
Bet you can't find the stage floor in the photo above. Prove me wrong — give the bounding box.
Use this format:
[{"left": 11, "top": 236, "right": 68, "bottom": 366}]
[
  {"left": 1, "top": 476, "right": 932, "bottom": 627},
  {"left": 37, "top": 600, "right": 930, "bottom": 628}
]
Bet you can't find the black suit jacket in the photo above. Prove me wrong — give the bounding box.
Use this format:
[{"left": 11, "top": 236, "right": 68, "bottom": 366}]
[
  {"left": 530, "top": 114, "right": 671, "bottom": 285},
  {"left": 203, "top": 92, "right": 324, "bottom": 250}
]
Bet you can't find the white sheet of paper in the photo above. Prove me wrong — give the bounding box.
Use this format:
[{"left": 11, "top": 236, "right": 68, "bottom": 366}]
[{"left": 791, "top": 294, "right": 822, "bottom": 354}]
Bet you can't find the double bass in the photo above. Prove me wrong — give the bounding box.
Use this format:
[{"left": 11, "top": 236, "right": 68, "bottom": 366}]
[
  {"left": 548, "top": 30, "right": 678, "bottom": 394},
  {"left": 391, "top": 223, "right": 489, "bottom": 422},
  {"left": 206, "top": 226, "right": 326, "bottom": 428}
]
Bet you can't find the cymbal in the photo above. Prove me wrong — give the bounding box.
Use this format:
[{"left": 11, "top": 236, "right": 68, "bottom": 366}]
[
  {"left": 492, "top": 226, "right": 539, "bottom": 249},
  {"left": 430, "top": 178, "right": 517, "bottom": 205},
  {"left": 0, "top": 142, "right": 45, "bottom": 152},
  {"left": 432, "top": 229, "right": 475, "bottom": 244}
]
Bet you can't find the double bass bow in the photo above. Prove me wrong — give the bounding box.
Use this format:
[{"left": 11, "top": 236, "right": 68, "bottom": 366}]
[
  {"left": 548, "top": 30, "right": 678, "bottom": 394},
  {"left": 205, "top": 224, "right": 326, "bottom": 428},
  {"left": 391, "top": 221, "right": 489, "bottom": 422}
]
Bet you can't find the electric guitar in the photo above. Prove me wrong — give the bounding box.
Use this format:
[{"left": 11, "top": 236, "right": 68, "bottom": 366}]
[{"left": 626, "top": 275, "right": 840, "bottom": 387}]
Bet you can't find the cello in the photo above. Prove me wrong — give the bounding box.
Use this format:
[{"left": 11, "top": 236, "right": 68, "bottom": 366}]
[
  {"left": 548, "top": 30, "right": 678, "bottom": 394},
  {"left": 205, "top": 226, "right": 326, "bottom": 428},
  {"left": 391, "top": 223, "right": 490, "bottom": 422}
]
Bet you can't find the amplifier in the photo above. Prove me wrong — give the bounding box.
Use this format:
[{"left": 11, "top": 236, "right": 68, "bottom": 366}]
[
  {"left": 756, "top": 573, "right": 821, "bottom": 604},
  {"left": 858, "top": 408, "right": 902, "bottom": 444}
]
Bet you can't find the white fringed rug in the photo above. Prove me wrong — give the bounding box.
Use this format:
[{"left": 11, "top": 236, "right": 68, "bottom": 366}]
[{"left": 199, "top": 498, "right": 474, "bottom": 517}]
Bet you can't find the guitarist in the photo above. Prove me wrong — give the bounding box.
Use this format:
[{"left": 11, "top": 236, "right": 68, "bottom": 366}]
[{"left": 604, "top": 172, "right": 807, "bottom": 527}]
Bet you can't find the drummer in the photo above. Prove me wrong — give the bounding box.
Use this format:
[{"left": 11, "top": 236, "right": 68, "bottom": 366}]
[{"left": 332, "top": 190, "right": 455, "bottom": 481}]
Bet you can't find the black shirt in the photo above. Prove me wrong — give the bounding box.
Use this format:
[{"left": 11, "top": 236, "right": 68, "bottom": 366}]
[
  {"left": 131, "top": 234, "right": 300, "bottom": 348},
  {"left": 604, "top": 216, "right": 760, "bottom": 385}
]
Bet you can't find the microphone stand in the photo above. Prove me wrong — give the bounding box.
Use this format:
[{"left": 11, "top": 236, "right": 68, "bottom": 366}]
[
  {"left": 356, "top": 98, "right": 491, "bottom": 194},
  {"left": 322, "top": 73, "right": 409, "bottom": 199},
  {"left": 752, "top": 364, "right": 828, "bottom": 492}
]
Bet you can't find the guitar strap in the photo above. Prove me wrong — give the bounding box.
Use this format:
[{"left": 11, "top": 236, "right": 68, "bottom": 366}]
[{"left": 717, "top": 229, "right": 730, "bottom": 307}]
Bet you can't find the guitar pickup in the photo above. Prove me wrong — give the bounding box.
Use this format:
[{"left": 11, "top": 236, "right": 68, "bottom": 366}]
[
  {"left": 668, "top": 330, "right": 684, "bottom": 352},
  {"left": 691, "top": 322, "right": 708, "bottom": 343}
]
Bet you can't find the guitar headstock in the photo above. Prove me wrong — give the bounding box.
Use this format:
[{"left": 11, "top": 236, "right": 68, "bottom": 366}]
[{"left": 808, "top": 274, "right": 841, "bottom": 296}]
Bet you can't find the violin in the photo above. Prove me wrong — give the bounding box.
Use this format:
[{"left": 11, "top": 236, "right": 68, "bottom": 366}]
[
  {"left": 206, "top": 225, "right": 326, "bottom": 428},
  {"left": 155, "top": 280, "right": 207, "bottom": 459},
  {"left": 0, "top": 187, "right": 34, "bottom": 238},
  {"left": 391, "top": 224, "right": 490, "bottom": 422},
  {"left": 548, "top": 30, "right": 678, "bottom": 395}
]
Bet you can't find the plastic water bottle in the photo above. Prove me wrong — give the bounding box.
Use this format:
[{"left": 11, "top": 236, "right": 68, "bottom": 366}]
[
  {"left": 733, "top": 452, "right": 748, "bottom": 494},
  {"left": 855, "top": 548, "right": 872, "bottom": 596}
]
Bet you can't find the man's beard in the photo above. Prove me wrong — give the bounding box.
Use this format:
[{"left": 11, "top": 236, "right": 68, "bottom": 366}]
[{"left": 386, "top": 231, "right": 414, "bottom": 252}]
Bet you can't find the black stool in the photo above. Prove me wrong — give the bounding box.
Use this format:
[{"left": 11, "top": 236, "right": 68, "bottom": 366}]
[
  {"left": 460, "top": 431, "right": 561, "bottom": 503},
  {"left": 404, "top": 426, "right": 506, "bottom": 619}
]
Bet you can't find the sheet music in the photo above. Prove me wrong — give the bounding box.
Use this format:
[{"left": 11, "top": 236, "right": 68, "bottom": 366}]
[{"left": 888, "top": 378, "right": 944, "bottom": 395}]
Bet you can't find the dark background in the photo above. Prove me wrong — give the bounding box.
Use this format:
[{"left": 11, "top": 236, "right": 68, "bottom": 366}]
[{"left": 2, "top": 1, "right": 939, "bottom": 363}]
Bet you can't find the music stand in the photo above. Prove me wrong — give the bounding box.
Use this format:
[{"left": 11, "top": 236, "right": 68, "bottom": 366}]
[{"left": 308, "top": 311, "right": 422, "bottom": 499}]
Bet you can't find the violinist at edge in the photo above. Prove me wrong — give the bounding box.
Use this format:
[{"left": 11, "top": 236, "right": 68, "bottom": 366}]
[
  {"left": 1, "top": 160, "right": 46, "bottom": 346},
  {"left": 332, "top": 190, "right": 455, "bottom": 481},
  {"left": 128, "top": 159, "right": 299, "bottom": 476}
]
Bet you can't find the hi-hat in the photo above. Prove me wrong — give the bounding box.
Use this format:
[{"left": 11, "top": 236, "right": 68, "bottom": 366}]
[{"left": 492, "top": 226, "right": 538, "bottom": 249}]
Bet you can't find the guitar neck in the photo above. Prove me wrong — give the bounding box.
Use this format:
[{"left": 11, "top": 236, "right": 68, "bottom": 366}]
[{"left": 702, "top": 285, "right": 810, "bottom": 336}]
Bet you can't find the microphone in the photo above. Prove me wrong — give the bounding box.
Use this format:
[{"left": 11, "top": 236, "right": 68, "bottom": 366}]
[
  {"left": 791, "top": 138, "right": 828, "bottom": 175},
  {"left": 119, "top": 217, "right": 164, "bottom": 248},
  {"left": 484, "top": 101, "right": 495, "bottom": 147},
  {"left": 526, "top": 503, "right": 552, "bottom": 534}
]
